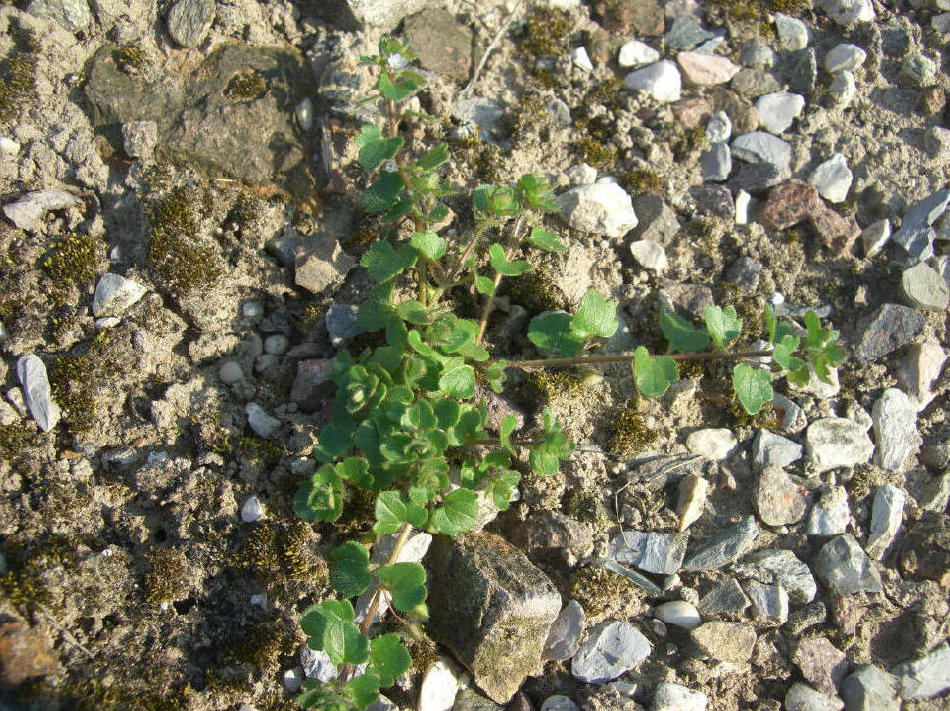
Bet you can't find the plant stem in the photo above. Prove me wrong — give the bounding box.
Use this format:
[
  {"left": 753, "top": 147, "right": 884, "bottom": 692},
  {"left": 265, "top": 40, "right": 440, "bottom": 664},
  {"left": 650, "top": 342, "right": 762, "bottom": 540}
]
[
  {"left": 475, "top": 213, "right": 528, "bottom": 344},
  {"left": 503, "top": 348, "right": 774, "bottom": 369}
]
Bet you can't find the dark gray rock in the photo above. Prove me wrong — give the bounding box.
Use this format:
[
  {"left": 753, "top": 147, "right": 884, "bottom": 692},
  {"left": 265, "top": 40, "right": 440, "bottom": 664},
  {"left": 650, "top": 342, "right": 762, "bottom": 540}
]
[
  {"left": 607, "top": 531, "right": 689, "bottom": 575},
  {"left": 426, "top": 533, "right": 562, "bottom": 703},
  {"left": 741, "top": 549, "right": 817, "bottom": 604},
  {"left": 891, "top": 189, "right": 950, "bottom": 261},
  {"left": 542, "top": 600, "right": 585, "bottom": 661},
  {"left": 788, "top": 48, "right": 818, "bottom": 94},
  {"left": 571, "top": 621, "right": 651, "bottom": 683},
  {"left": 697, "top": 577, "right": 749, "bottom": 617},
  {"left": 855, "top": 304, "right": 927, "bottom": 362},
  {"left": 684, "top": 516, "right": 758, "bottom": 570},
  {"left": 753, "top": 429, "right": 803, "bottom": 471},
  {"left": 665, "top": 16, "right": 715, "bottom": 50},
  {"left": 167, "top": 0, "right": 214, "bottom": 47},
  {"left": 294, "top": 235, "right": 356, "bottom": 295},
  {"left": 729, "top": 162, "right": 784, "bottom": 194},
  {"left": 740, "top": 41, "right": 777, "bottom": 69},
  {"left": 840, "top": 665, "right": 900, "bottom": 711},
  {"left": 325, "top": 304, "right": 361, "bottom": 347},
  {"left": 755, "top": 465, "right": 807, "bottom": 526},
  {"left": 813, "top": 535, "right": 882, "bottom": 595},
  {"left": 701, "top": 143, "right": 732, "bottom": 181}
]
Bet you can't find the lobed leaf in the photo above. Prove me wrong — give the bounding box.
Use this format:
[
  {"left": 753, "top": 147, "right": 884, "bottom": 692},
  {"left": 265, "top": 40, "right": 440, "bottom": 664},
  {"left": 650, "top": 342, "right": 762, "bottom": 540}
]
[
  {"left": 488, "top": 243, "right": 530, "bottom": 276},
  {"left": 294, "top": 464, "right": 344, "bottom": 522},
  {"left": 428, "top": 488, "right": 478, "bottom": 535},
  {"left": 527, "top": 311, "right": 584, "bottom": 357},
  {"left": 704, "top": 305, "right": 742, "bottom": 349},
  {"left": 571, "top": 290, "right": 619, "bottom": 341},
  {"left": 374, "top": 490, "right": 427, "bottom": 534},
  {"left": 370, "top": 634, "right": 411, "bottom": 687},
  {"left": 377, "top": 562, "right": 427, "bottom": 612},
  {"left": 361, "top": 240, "right": 418, "bottom": 282},
  {"left": 362, "top": 171, "right": 404, "bottom": 213},
  {"left": 633, "top": 346, "right": 678, "bottom": 397},
  {"left": 330, "top": 541, "right": 372, "bottom": 598},
  {"left": 410, "top": 230, "right": 447, "bottom": 260}
]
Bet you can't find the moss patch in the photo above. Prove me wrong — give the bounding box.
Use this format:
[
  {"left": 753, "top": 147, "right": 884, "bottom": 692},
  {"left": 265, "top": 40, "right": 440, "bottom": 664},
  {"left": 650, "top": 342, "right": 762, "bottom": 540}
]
[
  {"left": 225, "top": 71, "right": 268, "bottom": 101},
  {"left": 143, "top": 548, "right": 190, "bottom": 605},
  {"left": 519, "top": 7, "right": 572, "bottom": 57},
  {"left": 606, "top": 404, "right": 661, "bottom": 456},
  {"left": 0, "top": 53, "right": 37, "bottom": 124},
  {"left": 620, "top": 169, "right": 664, "bottom": 196},
  {"left": 112, "top": 44, "right": 148, "bottom": 74},
  {"left": 42, "top": 232, "right": 98, "bottom": 301},
  {"left": 500, "top": 268, "right": 570, "bottom": 312},
  {"left": 570, "top": 565, "right": 638, "bottom": 619}
]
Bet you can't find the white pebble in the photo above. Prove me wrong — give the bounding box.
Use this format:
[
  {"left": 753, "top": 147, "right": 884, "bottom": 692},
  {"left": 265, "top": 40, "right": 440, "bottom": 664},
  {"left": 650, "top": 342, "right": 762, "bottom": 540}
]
[{"left": 241, "top": 495, "right": 264, "bottom": 522}]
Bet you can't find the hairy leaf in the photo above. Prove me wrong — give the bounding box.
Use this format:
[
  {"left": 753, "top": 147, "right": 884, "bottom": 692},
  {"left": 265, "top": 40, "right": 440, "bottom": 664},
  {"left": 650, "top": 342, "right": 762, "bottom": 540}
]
[
  {"left": 331, "top": 541, "right": 372, "bottom": 598},
  {"left": 527, "top": 311, "right": 584, "bottom": 356},
  {"left": 362, "top": 171, "right": 404, "bottom": 213},
  {"left": 417, "top": 143, "right": 450, "bottom": 171},
  {"left": 428, "top": 488, "right": 478, "bottom": 535},
  {"left": 474, "top": 274, "right": 495, "bottom": 296},
  {"left": 347, "top": 674, "right": 380, "bottom": 709},
  {"left": 361, "top": 240, "right": 418, "bottom": 282},
  {"left": 370, "top": 634, "right": 411, "bottom": 687},
  {"left": 571, "top": 290, "right": 619, "bottom": 340},
  {"left": 499, "top": 413, "right": 518, "bottom": 454},
  {"left": 633, "top": 346, "right": 678, "bottom": 397},
  {"left": 660, "top": 309, "right": 710, "bottom": 353},
  {"left": 374, "top": 491, "right": 427, "bottom": 534},
  {"left": 410, "top": 230, "right": 446, "bottom": 260},
  {"left": 377, "top": 562, "right": 427, "bottom": 612},
  {"left": 488, "top": 243, "right": 530, "bottom": 276},
  {"left": 526, "top": 226, "right": 566, "bottom": 253},
  {"left": 704, "top": 305, "right": 742, "bottom": 349},
  {"left": 732, "top": 363, "right": 773, "bottom": 415},
  {"left": 438, "top": 361, "right": 475, "bottom": 399},
  {"left": 294, "top": 464, "right": 344, "bottom": 522}
]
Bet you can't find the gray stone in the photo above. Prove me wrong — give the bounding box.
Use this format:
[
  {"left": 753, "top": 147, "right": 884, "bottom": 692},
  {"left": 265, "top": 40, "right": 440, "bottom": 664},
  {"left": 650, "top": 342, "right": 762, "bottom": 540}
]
[
  {"left": 16, "top": 355, "right": 60, "bottom": 433},
  {"left": 706, "top": 110, "right": 732, "bottom": 143},
  {"left": 558, "top": 179, "right": 638, "bottom": 238},
  {"left": 241, "top": 495, "right": 264, "bottom": 523},
  {"left": 892, "top": 642, "right": 950, "bottom": 700},
  {"left": 753, "top": 429, "right": 803, "bottom": 471},
  {"left": 426, "top": 533, "right": 562, "bottom": 703},
  {"left": 689, "top": 622, "right": 756, "bottom": 663},
  {"left": 325, "top": 304, "right": 361, "bottom": 346},
  {"left": 725, "top": 256, "right": 762, "bottom": 289},
  {"left": 828, "top": 71, "right": 857, "bottom": 106},
  {"left": 773, "top": 392, "right": 808, "bottom": 433},
  {"left": 819, "top": 0, "right": 875, "bottom": 24},
  {"left": 309, "top": 0, "right": 432, "bottom": 30},
  {"left": 891, "top": 189, "right": 950, "bottom": 261},
  {"left": 403, "top": 8, "right": 474, "bottom": 82},
  {"left": 2, "top": 190, "right": 82, "bottom": 232},
  {"left": 743, "top": 549, "right": 817, "bottom": 604},
  {"left": 901, "top": 52, "right": 937, "bottom": 87},
  {"left": 789, "top": 48, "right": 818, "bottom": 94},
  {"left": 246, "top": 402, "right": 280, "bottom": 438},
  {"left": 732, "top": 132, "right": 792, "bottom": 173},
  {"left": 744, "top": 580, "right": 789, "bottom": 625},
  {"left": 807, "top": 486, "right": 851, "bottom": 536},
  {"left": 27, "top": 0, "right": 91, "bottom": 30},
  {"left": 697, "top": 577, "right": 749, "bottom": 617},
  {"left": 756, "top": 465, "right": 807, "bottom": 526},
  {"left": 899, "top": 337, "right": 946, "bottom": 411},
  {"left": 730, "top": 68, "right": 783, "bottom": 97},
  {"left": 290, "top": 359, "right": 334, "bottom": 409},
  {"left": 840, "top": 665, "right": 900, "bottom": 711},
  {"left": 633, "top": 194, "right": 681, "bottom": 244},
  {"left": 791, "top": 364, "right": 841, "bottom": 399},
  {"left": 701, "top": 143, "right": 732, "bottom": 181},
  {"left": 740, "top": 41, "right": 777, "bottom": 70},
  {"left": 665, "top": 16, "right": 714, "bottom": 50},
  {"left": 540, "top": 696, "right": 579, "bottom": 711},
  {"left": 454, "top": 97, "right": 504, "bottom": 139},
  {"left": 652, "top": 682, "right": 707, "bottom": 711},
  {"left": 630, "top": 240, "right": 667, "bottom": 271},
  {"left": 862, "top": 218, "right": 891, "bottom": 258},
  {"left": 785, "top": 683, "right": 843, "bottom": 711},
  {"left": 787, "top": 602, "right": 828, "bottom": 636},
  {"left": 809, "top": 154, "right": 853, "bottom": 203},
  {"left": 775, "top": 13, "right": 809, "bottom": 51},
  {"left": 922, "top": 126, "right": 950, "bottom": 161},
  {"left": 294, "top": 235, "right": 356, "bottom": 295},
  {"left": 542, "top": 600, "right": 585, "bottom": 661},
  {"left": 865, "top": 485, "right": 904, "bottom": 559},
  {"left": 167, "top": 0, "right": 214, "bottom": 48},
  {"left": 933, "top": 11, "right": 950, "bottom": 32},
  {"left": 300, "top": 646, "right": 336, "bottom": 683},
  {"left": 805, "top": 418, "right": 874, "bottom": 473},
  {"left": 794, "top": 637, "right": 848, "bottom": 696},
  {"left": 824, "top": 44, "right": 867, "bottom": 73},
  {"left": 607, "top": 531, "right": 689, "bottom": 575},
  {"left": 730, "top": 161, "right": 784, "bottom": 194},
  {"left": 901, "top": 263, "right": 949, "bottom": 311},
  {"left": 92, "top": 273, "right": 147, "bottom": 318},
  {"left": 654, "top": 600, "right": 701, "bottom": 629},
  {"left": 813, "top": 535, "right": 882, "bottom": 595},
  {"left": 907, "top": 468, "right": 950, "bottom": 512},
  {"left": 624, "top": 61, "right": 682, "bottom": 103},
  {"left": 618, "top": 40, "right": 660, "bottom": 68},
  {"left": 121, "top": 120, "right": 158, "bottom": 160},
  {"left": 684, "top": 516, "right": 758, "bottom": 570},
  {"left": 219, "top": 361, "right": 244, "bottom": 384},
  {"left": 756, "top": 92, "right": 805, "bottom": 134},
  {"left": 685, "top": 428, "right": 737, "bottom": 461},
  {"left": 419, "top": 660, "right": 460, "bottom": 711},
  {"left": 855, "top": 304, "right": 927, "bottom": 362},
  {"left": 871, "top": 388, "right": 920, "bottom": 471},
  {"left": 571, "top": 621, "right": 651, "bottom": 683}
]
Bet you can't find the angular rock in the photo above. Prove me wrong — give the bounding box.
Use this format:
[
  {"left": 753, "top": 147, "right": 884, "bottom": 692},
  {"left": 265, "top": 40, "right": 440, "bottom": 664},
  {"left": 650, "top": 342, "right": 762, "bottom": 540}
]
[
  {"left": 27, "top": 0, "right": 91, "bottom": 29},
  {"left": 732, "top": 132, "right": 792, "bottom": 173},
  {"left": 730, "top": 162, "right": 783, "bottom": 194},
  {"left": 685, "top": 428, "right": 737, "bottom": 461},
  {"left": 772, "top": 392, "right": 807, "bottom": 433},
  {"left": 892, "top": 642, "right": 950, "bottom": 700},
  {"left": 630, "top": 239, "right": 667, "bottom": 271},
  {"left": 809, "top": 205, "right": 861, "bottom": 254},
  {"left": 807, "top": 486, "right": 851, "bottom": 535},
  {"left": 571, "top": 621, "right": 651, "bottom": 683},
  {"left": 426, "top": 533, "right": 562, "bottom": 703},
  {"left": 865, "top": 485, "right": 904, "bottom": 559},
  {"left": 740, "top": 41, "right": 777, "bottom": 70},
  {"left": 743, "top": 549, "right": 817, "bottom": 604},
  {"left": 665, "top": 16, "right": 714, "bottom": 50},
  {"left": 761, "top": 180, "right": 820, "bottom": 230},
  {"left": 558, "top": 179, "right": 638, "bottom": 238},
  {"left": 652, "top": 682, "right": 707, "bottom": 711},
  {"left": 677, "top": 52, "right": 740, "bottom": 86},
  {"left": 855, "top": 304, "right": 926, "bottom": 362},
  {"left": 92, "top": 273, "right": 147, "bottom": 318},
  {"left": 871, "top": 388, "right": 920, "bottom": 471},
  {"left": 840, "top": 665, "right": 900, "bottom": 711},
  {"left": 607, "top": 531, "right": 689, "bottom": 575},
  {"left": 690, "top": 622, "right": 756, "bottom": 663},
  {"left": 828, "top": 71, "right": 857, "bottom": 106},
  {"left": 632, "top": 194, "right": 681, "bottom": 244},
  {"left": 167, "top": 0, "right": 215, "bottom": 48},
  {"left": 785, "top": 683, "right": 843, "bottom": 711},
  {"left": 624, "top": 61, "right": 682, "bottom": 103},
  {"left": 790, "top": 364, "right": 841, "bottom": 400},
  {"left": 824, "top": 44, "right": 867, "bottom": 73},
  {"left": 899, "top": 337, "right": 946, "bottom": 411},
  {"left": 901, "top": 262, "right": 949, "bottom": 311},
  {"left": 744, "top": 580, "right": 789, "bottom": 625},
  {"left": 701, "top": 143, "right": 732, "bottom": 181},
  {"left": 861, "top": 218, "right": 891, "bottom": 258},
  {"left": 753, "top": 429, "right": 803, "bottom": 471},
  {"left": 121, "top": 120, "right": 158, "bottom": 159},
  {"left": 543, "top": 600, "right": 585, "bottom": 661},
  {"left": 684, "top": 516, "right": 758, "bottom": 570},
  {"left": 789, "top": 48, "right": 818, "bottom": 94},
  {"left": 618, "top": 40, "right": 660, "bottom": 69},
  {"left": 809, "top": 154, "right": 853, "bottom": 203},
  {"left": 891, "top": 189, "right": 950, "bottom": 262},
  {"left": 794, "top": 637, "right": 848, "bottom": 695},
  {"left": 0, "top": 621, "right": 58, "bottom": 685},
  {"left": 325, "top": 304, "right": 361, "bottom": 347},
  {"left": 813, "top": 535, "right": 882, "bottom": 595},
  {"left": 819, "top": 0, "right": 875, "bottom": 24},
  {"left": 16, "top": 355, "right": 60, "bottom": 433},
  {"left": 706, "top": 110, "right": 732, "bottom": 143},
  {"left": 787, "top": 602, "right": 828, "bottom": 636},
  {"left": 697, "top": 577, "right": 749, "bottom": 617},
  {"left": 290, "top": 358, "right": 334, "bottom": 409},
  {"left": 755, "top": 465, "right": 807, "bottom": 526},
  {"left": 295, "top": 235, "right": 356, "bottom": 295},
  {"left": 690, "top": 184, "right": 734, "bottom": 218},
  {"left": 775, "top": 13, "right": 809, "bottom": 51},
  {"left": 676, "top": 474, "right": 708, "bottom": 532},
  {"left": 922, "top": 126, "right": 950, "bottom": 161},
  {"left": 246, "top": 402, "right": 280, "bottom": 439},
  {"left": 241, "top": 495, "right": 264, "bottom": 523},
  {"left": 901, "top": 52, "right": 936, "bottom": 87},
  {"left": 2, "top": 190, "right": 82, "bottom": 232},
  {"left": 402, "top": 8, "right": 473, "bottom": 82},
  {"left": 805, "top": 418, "right": 874, "bottom": 473},
  {"left": 540, "top": 696, "right": 579, "bottom": 711},
  {"left": 756, "top": 92, "right": 805, "bottom": 134}
]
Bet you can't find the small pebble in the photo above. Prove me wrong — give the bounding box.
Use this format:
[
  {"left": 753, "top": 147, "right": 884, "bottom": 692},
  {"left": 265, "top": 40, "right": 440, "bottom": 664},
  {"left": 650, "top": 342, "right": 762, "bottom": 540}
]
[
  {"left": 823, "top": 43, "right": 867, "bottom": 73},
  {"left": 808, "top": 153, "right": 853, "bottom": 203},
  {"left": 775, "top": 13, "right": 809, "bottom": 50},
  {"left": 618, "top": 40, "right": 660, "bottom": 68},
  {"left": 241, "top": 495, "right": 264, "bottom": 523},
  {"left": 828, "top": 70, "right": 857, "bottom": 105}
]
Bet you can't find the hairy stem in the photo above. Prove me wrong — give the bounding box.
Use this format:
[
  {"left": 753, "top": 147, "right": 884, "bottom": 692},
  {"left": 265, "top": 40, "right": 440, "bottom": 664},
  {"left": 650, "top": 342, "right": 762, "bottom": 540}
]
[{"left": 503, "top": 348, "right": 775, "bottom": 369}]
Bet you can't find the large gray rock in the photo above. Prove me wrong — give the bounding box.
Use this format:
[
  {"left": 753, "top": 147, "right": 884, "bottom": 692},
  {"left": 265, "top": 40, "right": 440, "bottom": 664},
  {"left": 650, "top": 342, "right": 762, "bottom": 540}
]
[
  {"left": 3, "top": 190, "right": 82, "bottom": 232},
  {"left": 840, "top": 665, "right": 900, "bottom": 711},
  {"left": 305, "top": 0, "right": 434, "bottom": 30},
  {"left": 426, "top": 533, "right": 562, "bottom": 703},
  {"left": 892, "top": 642, "right": 950, "bottom": 700},
  {"left": 557, "top": 179, "right": 638, "bottom": 238},
  {"left": 16, "top": 355, "right": 61, "bottom": 433},
  {"left": 855, "top": 304, "right": 927, "bottom": 362},
  {"left": 27, "top": 0, "right": 91, "bottom": 30},
  {"left": 167, "top": 0, "right": 214, "bottom": 47},
  {"left": 684, "top": 516, "right": 758, "bottom": 570},
  {"left": 571, "top": 621, "right": 651, "bottom": 683},
  {"left": 607, "top": 531, "right": 689, "bottom": 575},
  {"left": 813, "top": 535, "right": 882, "bottom": 595},
  {"left": 741, "top": 549, "right": 817, "bottom": 604},
  {"left": 901, "top": 263, "right": 949, "bottom": 311},
  {"left": 871, "top": 389, "right": 920, "bottom": 471},
  {"left": 805, "top": 418, "right": 874, "bottom": 473}
]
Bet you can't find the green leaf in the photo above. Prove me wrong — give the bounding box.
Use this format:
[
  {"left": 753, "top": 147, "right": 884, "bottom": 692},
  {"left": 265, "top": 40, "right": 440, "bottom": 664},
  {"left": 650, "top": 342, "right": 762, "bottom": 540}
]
[
  {"left": 438, "top": 361, "right": 475, "bottom": 399},
  {"left": 571, "top": 290, "right": 619, "bottom": 340},
  {"left": 481, "top": 360, "right": 507, "bottom": 394},
  {"left": 361, "top": 240, "right": 418, "bottom": 282},
  {"left": 773, "top": 334, "right": 802, "bottom": 372},
  {"left": 410, "top": 230, "right": 446, "bottom": 260},
  {"left": 357, "top": 129, "right": 404, "bottom": 172},
  {"left": 486, "top": 469, "right": 520, "bottom": 510},
  {"left": 488, "top": 243, "right": 530, "bottom": 276},
  {"left": 704, "top": 305, "right": 742, "bottom": 349},
  {"left": 432, "top": 398, "right": 461, "bottom": 430},
  {"left": 765, "top": 302, "right": 777, "bottom": 344},
  {"left": 633, "top": 346, "right": 678, "bottom": 397},
  {"left": 405, "top": 400, "right": 437, "bottom": 431},
  {"left": 428, "top": 203, "right": 449, "bottom": 224},
  {"left": 499, "top": 414, "right": 518, "bottom": 454},
  {"left": 370, "top": 634, "right": 411, "bottom": 687},
  {"left": 381, "top": 197, "right": 414, "bottom": 224},
  {"left": 313, "top": 421, "right": 355, "bottom": 462},
  {"left": 406, "top": 329, "right": 441, "bottom": 360},
  {"left": 294, "top": 464, "right": 344, "bottom": 522},
  {"left": 529, "top": 447, "right": 559, "bottom": 476},
  {"left": 732, "top": 362, "right": 773, "bottom": 415},
  {"left": 473, "top": 185, "right": 517, "bottom": 220},
  {"left": 787, "top": 362, "right": 811, "bottom": 388},
  {"left": 377, "top": 562, "right": 427, "bottom": 612},
  {"left": 362, "top": 171, "right": 404, "bottom": 213},
  {"left": 374, "top": 491, "right": 427, "bottom": 534},
  {"left": 428, "top": 488, "right": 479, "bottom": 535},
  {"left": 331, "top": 541, "right": 372, "bottom": 598},
  {"left": 299, "top": 599, "right": 368, "bottom": 666},
  {"left": 526, "top": 226, "right": 566, "bottom": 253},
  {"left": 527, "top": 312, "right": 584, "bottom": 357},
  {"left": 474, "top": 274, "right": 495, "bottom": 296},
  {"left": 660, "top": 309, "right": 710, "bottom": 354},
  {"left": 378, "top": 71, "right": 418, "bottom": 101},
  {"left": 357, "top": 283, "right": 396, "bottom": 332},
  {"left": 396, "top": 299, "right": 430, "bottom": 324},
  {"left": 347, "top": 674, "right": 380, "bottom": 709},
  {"left": 516, "top": 173, "right": 559, "bottom": 212},
  {"left": 336, "top": 457, "right": 373, "bottom": 489},
  {"left": 417, "top": 143, "right": 450, "bottom": 171}
]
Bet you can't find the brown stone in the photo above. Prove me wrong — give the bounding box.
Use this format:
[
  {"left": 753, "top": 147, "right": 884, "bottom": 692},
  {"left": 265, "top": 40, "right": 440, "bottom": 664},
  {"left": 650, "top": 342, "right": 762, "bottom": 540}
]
[
  {"left": 709, "top": 88, "right": 759, "bottom": 135},
  {"left": 402, "top": 8, "right": 474, "bottom": 82},
  {"left": 761, "top": 180, "right": 820, "bottom": 230},
  {"left": 593, "top": 0, "right": 664, "bottom": 36},
  {"left": 831, "top": 595, "right": 866, "bottom": 635},
  {"left": 794, "top": 637, "right": 849, "bottom": 695},
  {"left": 809, "top": 204, "right": 861, "bottom": 254},
  {"left": 691, "top": 183, "right": 734, "bottom": 219},
  {"left": 0, "top": 621, "right": 58, "bottom": 686},
  {"left": 918, "top": 86, "right": 946, "bottom": 117},
  {"left": 671, "top": 97, "right": 711, "bottom": 128}
]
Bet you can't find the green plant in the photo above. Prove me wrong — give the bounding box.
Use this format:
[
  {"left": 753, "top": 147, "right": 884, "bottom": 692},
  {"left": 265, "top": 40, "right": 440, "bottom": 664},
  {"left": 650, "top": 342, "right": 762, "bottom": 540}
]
[{"left": 291, "top": 38, "right": 846, "bottom": 710}]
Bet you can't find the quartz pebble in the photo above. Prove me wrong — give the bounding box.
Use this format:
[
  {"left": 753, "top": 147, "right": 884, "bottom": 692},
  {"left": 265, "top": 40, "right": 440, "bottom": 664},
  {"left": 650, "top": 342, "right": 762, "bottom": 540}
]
[
  {"left": 624, "top": 60, "right": 682, "bottom": 102},
  {"left": 828, "top": 70, "right": 857, "bottom": 105},
  {"left": 572, "top": 46, "right": 593, "bottom": 71},
  {"left": 824, "top": 43, "right": 867, "bottom": 73},
  {"left": 685, "top": 428, "right": 737, "bottom": 461},
  {"left": 785, "top": 683, "right": 843, "bottom": 711},
  {"left": 16, "top": 355, "right": 60, "bottom": 433},
  {"left": 618, "top": 40, "right": 660, "bottom": 68},
  {"left": 871, "top": 388, "right": 920, "bottom": 471},
  {"left": 654, "top": 600, "right": 701, "bottom": 629},
  {"left": 677, "top": 51, "right": 740, "bottom": 86},
  {"left": 756, "top": 92, "right": 805, "bottom": 134},
  {"left": 676, "top": 474, "right": 708, "bottom": 531},
  {"left": 861, "top": 218, "right": 891, "bottom": 257},
  {"left": 805, "top": 418, "right": 874, "bottom": 473},
  {"left": 246, "top": 402, "right": 280, "bottom": 439},
  {"left": 557, "top": 179, "right": 638, "bottom": 238},
  {"left": 418, "top": 659, "right": 460, "bottom": 711},
  {"left": 808, "top": 153, "right": 853, "bottom": 203},
  {"left": 241, "top": 495, "right": 264, "bottom": 523},
  {"left": 652, "top": 682, "right": 707, "bottom": 711},
  {"left": 0, "top": 136, "right": 19, "bottom": 156},
  {"left": 807, "top": 486, "right": 851, "bottom": 535},
  {"left": 775, "top": 13, "right": 809, "bottom": 50},
  {"left": 705, "top": 110, "right": 732, "bottom": 143},
  {"left": 630, "top": 239, "right": 667, "bottom": 271},
  {"left": 571, "top": 621, "right": 651, "bottom": 683}
]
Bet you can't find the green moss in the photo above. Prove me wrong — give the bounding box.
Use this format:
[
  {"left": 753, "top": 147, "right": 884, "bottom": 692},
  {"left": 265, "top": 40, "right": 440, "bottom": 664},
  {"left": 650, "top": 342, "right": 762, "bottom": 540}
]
[
  {"left": 231, "top": 521, "right": 322, "bottom": 586},
  {"left": 511, "top": 93, "right": 550, "bottom": 139},
  {"left": 0, "top": 422, "right": 42, "bottom": 468},
  {"left": 42, "top": 232, "right": 97, "bottom": 293},
  {"left": 0, "top": 54, "right": 37, "bottom": 124},
  {"left": 767, "top": 0, "right": 812, "bottom": 14},
  {"left": 49, "top": 353, "right": 98, "bottom": 434},
  {"left": 620, "top": 169, "right": 664, "bottom": 196},
  {"left": 575, "top": 136, "right": 618, "bottom": 171},
  {"left": 143, "top": 548, "right": 190, "bottom": 605},
  {"left": 520, "top": 7, "right": 572, "bottom": 57},
  {"left": 519, "top": 370, "right": 587, "bottom": 408},
  {"left": 500, "top": 268, "right": 569, "bottom": 312},
  {"left": 238, "top": 436, "right": 282, "bottom": 467},
  {"left": 405, "top": 632, "right": 440, "bottom": 674},
  {"left": 563, "top": 489, "right": 611, "bottom": 530},
  {"left": 225, "top": 71, "right": 267, "bottom": 101},
  {"left": 672, "top": 123, "right": 708, "bottom": 161},
  {"left": 147, "top": 187, "right": 223, "bottom": 298},
  {"left": 451, "top": 131, "right": 503, "bottom": 183},
  {"left": 0, "top": 533, "right": 83, "bottom": 614},
  {"left": 112, "top": 44, "right": 148, "bottom": 73},
  {"left": 61, "top": 667, "right": 193, "bottom": 711},
  {"left": 223, "top": 617, "right": 289, "bottom": 671},
  {"left": 606, "top": 404, "right": 661, "bottom": 456},
  {"left": 570, "top": 566, "right": 637, "bottom": 619}
]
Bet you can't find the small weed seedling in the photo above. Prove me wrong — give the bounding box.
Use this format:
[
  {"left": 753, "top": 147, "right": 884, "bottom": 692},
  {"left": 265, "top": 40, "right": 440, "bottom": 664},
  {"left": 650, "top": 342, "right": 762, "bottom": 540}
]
[{"left": 292, "top": 38, "right": 845, "bottom": 709}]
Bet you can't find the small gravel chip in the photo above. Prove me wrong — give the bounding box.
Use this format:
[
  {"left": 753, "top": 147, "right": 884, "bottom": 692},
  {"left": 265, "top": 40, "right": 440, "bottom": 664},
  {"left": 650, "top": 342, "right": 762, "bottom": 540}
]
[
  {"left": 2, "top": 189, "right": 82, "bottom": 232},
  {"left": 558, "top": 179, "right": 639, "bottom": 238},
  {"left": 618, "top": 40, "right": 660, "bottom": 68},
  {"left": 219, "top": 361, "right": 244, "bottom": 384},
  {"left": 785, "top": 682, "right": 843, "bottom": 711},
  {"left": 901, "top": 262, "right": 949, "bottom": 311},
  {"left": 706, "top": 110, "right": 732, "bottom": 143},
  {"left": 630, "top": 239, "right": 667, "bottom": 271},
  {"left": 241, "top": 495, "right": 264, "bottom": 523},
  {"left": 861, "top": 218, "right": 891, "bottom": 258},
  {"left": 902, "top": 52, "right": 937, "bottom": 87},
  {"left": 677, "top": 51, "right": 740, "bottom": 86},
  {"left": 808, "top": 153, "right": 853, "bottom": 203},
  {"left": 571, "top": 621, "right": 651, "bottom": 683},
  {"left": 774, "top": 13, "right": 809, "bottom": 50},
  {"left": 807, "top": 486, "right": 851, "bottom": 535},
  {"left": 805, "top": 417, "right": 874, "bottom": 473},
  {"left": 865, "top": 485, "right": 904, "bottom": 559},
  {"left": 743, "top": 549, "right": 817, "bottom": 604},
  {"left": 652, "top": 682, "right": 707, "bottom": 711},
  {"left": 16, "top": 355, "right": 60, "bottom": 433},
  {"left": 824, "top": 43, "right": 867, "bottom": 73},
  {"left": 543, "top": 600, "right": 585, "bottom": 661},
  {"left": 654, "top": 600, "right": 701, "bottom": 629},
  {"left": 756, "top": 92, "right": 805, "bottom": 134},
  {"left": 819, "top": 0, "right": 875, "bottom": 25},
  {"left": 794, "top": 637, "right": 848, "bottom": 695},
  {"left": 701, "top": 143, "right": 732, "bottom": 181},
  {"left": 685, "top": 428, "right": 737, "bottom": 461},
  {"left": 732, "top": 132, "right": 792, "bottom": 173},
  {"left": 753, "top": 429, "right": 803, "bottom": 471},
  {"left": 684, "top": 516, "right": 758, "bottom": 571},
  {"left": 755, "top": 465, "right": 807, "bottom": 526},
  {"left": 855, "top": 304, "right": 926, "bottom": 362},
  {"left": 697, "top": 577, "right": 750, "bottom": 617},
  {"left": 828, "top": 70, "right": 857, "bottom": 106},
  {"left": 813, "top": 534, "right": 882, "bottom": 595},
  {"left": 419, "top": 660, "right": 460, "bottom": 711},
  {"left": 246, "top": 402, "right": 280, "bottom": 439},
  {"left": 744, "top": 580, "right": 789, "bottom": 625},
  {"left": 871, "top": 388, "right": 921, "bottom": 471}
]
